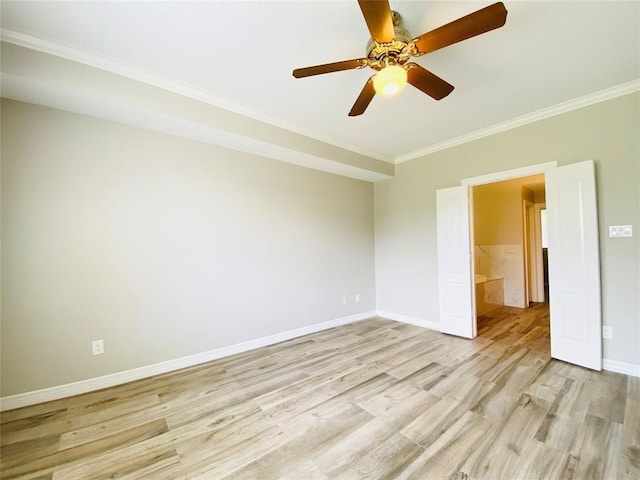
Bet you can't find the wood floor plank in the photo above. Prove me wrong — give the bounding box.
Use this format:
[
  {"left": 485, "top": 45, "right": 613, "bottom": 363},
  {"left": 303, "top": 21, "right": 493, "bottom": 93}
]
[
  {"left": 310, "top": 418, "right": 400, "bottom": 475},
  {"left": 1, "top": 418, "right": 169, "bottom": 479},
  {"left": 177, "top": 420, "right": 286, "bottom": 479},
  {"left": 586, "top": 370, "right": 629, "bottom": 424},
  {"left": 471, "top": 367, "right": 533, "bottom": 423},
  {"left": 523, "top": 364, "right": 570, "bottom": 403},
  {"left": 513, "top": 440, "right": 572, "bottom": 480},
  {"left": 278, "top": 460, "right": 329, "bottom": 480},
  {"left": 52, "top": 448, "right": 181, "bottom": 480},
  {"left": 397, "top": 411, "right": 495, "bottom": 480},
  {"left": 0, "top": 433, "right": 60, "bottom": 470},
  {"left": 253, "top": 357, "right": 364, "bottom": 410},
  {"left": 328, "top": 432, "right": 424, "bottom": 480},
  {"left": 461, "top": 393, "right": 552, "bottom": 479},
  {"left": 617, "top": 423, "right": 640, "bottom": 479},
  {"left": 0, "top": 407, "right": 67, "bottom": 434},
  {"left": 625, "top": 376, "right": 640, "bottom": 432},
  {"left": 384, "top": 343, "right": 451, "bottom": 380},
  {"left": 357, "top": 384, "right": 441, "bottom": 434},
  {"left": 2, "top": 304, "right": 637, "bottom": 479},
  {"left": 217, "top": 404, "right": 373, "bottom": 480},
  {"left": 429, "top": 373, "right": 496, "bottom": 405},
  {"left": 567, "top": 412, "right": 635, "bottom": 479}
]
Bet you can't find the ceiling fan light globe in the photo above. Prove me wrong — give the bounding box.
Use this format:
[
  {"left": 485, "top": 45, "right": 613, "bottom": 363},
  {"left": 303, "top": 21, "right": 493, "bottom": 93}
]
[{"left": 373, "top": 65, "right": 407, "bottom": 96}]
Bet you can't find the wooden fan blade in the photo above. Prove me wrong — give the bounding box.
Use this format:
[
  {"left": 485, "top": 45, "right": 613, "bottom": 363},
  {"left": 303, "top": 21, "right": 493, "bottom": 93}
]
[
  {"left": 358, "top": 0, "right": 395, "bottom": 43},
  {"left": 405, "top": 63, "right": 454, "bottom": 100},
  {"left": 349, "top": 76, "right": 376, "bottom": 116},
  {"left": 293, "top": 58, "right": 368, "bottom": 78},
  {"left": 414, "top": 2, "right": 507, "bottom": 55}
]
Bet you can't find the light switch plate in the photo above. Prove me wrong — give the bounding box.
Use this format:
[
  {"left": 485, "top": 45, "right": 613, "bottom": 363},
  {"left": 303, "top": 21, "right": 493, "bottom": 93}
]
[{"left": 609, "top": 225, "right": 633, "bottom": 238}]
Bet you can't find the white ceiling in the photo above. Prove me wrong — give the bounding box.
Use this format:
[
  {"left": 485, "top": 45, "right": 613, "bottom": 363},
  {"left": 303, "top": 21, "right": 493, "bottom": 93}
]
[{"left": 1, "top": 1, "right": 639, "bottom": 168}]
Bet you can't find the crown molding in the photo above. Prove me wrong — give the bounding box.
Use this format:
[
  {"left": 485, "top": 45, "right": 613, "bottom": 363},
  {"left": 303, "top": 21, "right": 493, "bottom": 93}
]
[
  {"left": 0, "top": 29, "right": 393, "bottom": 165},
  {"left": 3, "top": 30, "right": 638, "bottom": 168},
  {"left": 395, "top": 79, "right": 640, "bottom": 164}
]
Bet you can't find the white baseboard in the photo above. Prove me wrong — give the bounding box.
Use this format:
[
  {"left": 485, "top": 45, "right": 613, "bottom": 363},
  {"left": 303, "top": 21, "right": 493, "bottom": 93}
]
[
  {"left": 603, "top": 358, "right": 640, "bottom": 378},
  {"left": 0, "top": 310, "right": 376, "bottom": 412},
  {"left": 377, "top": 310, "right": 440, "bottom": 331},
  {"left": 5, "top": 310, "right": 634, "bottom": 411}
]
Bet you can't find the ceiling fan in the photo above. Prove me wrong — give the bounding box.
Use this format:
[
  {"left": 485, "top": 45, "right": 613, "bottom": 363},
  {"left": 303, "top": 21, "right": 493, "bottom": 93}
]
[{"left": 292, "top": 1, "right": 508, "bottom": 116}]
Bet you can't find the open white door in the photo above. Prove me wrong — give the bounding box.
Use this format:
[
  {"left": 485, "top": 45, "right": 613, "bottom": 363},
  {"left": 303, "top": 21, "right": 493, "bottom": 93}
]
[
  {"left": 546, "top": 160, "right": 602, "bottom": 370},
  {"left": 436, "top": 185, "right": 475, "bottom": 338}
]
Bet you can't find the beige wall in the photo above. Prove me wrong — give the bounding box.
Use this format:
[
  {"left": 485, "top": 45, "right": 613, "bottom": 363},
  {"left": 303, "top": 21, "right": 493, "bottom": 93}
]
[
  {"left": 1, "top": 100, "right": 376, "bottom": 396},
  {"left": 2, "top": 92, "right": 639, "bottom": 398},
  {"left": 473, "top": 180, "right": 526, "bottom": 246},
  {"left": 375, "top": 92, "right": 640, "bottom": 366}
]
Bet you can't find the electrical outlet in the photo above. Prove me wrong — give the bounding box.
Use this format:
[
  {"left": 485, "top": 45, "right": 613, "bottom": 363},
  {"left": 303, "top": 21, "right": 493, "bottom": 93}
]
[
  {"left": 602, "top": 326, "right": 613, "bottom": 340},
  {"left": 342, "top": 297, "right": 348, "bottom": 305},
  {"left": 92, "top": 339, "right": 105, "bottom": 356},
  {"left": 355, "top": 294, "right": 360, "bottom": 303}
]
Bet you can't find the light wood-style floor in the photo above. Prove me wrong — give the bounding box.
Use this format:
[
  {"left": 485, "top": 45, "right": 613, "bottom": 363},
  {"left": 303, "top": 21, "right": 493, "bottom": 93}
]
[{"left": 1, "top": 303, "right": 638, "bottom": 479}]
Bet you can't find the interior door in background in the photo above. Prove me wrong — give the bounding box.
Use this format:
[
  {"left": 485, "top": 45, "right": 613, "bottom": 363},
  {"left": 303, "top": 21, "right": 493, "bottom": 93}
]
[
  {"left": 546, "top": 160, "right": 602, "bottom": 370},
  {"left": 436, "top": 185, "right": 475, "bottom": 338}
]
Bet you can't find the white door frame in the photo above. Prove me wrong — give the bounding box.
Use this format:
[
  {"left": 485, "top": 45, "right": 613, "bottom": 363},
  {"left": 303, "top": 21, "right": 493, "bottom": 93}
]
[
  {"left": 450, "top": 160, "right": 602, "bottom": 370},
  {"left": 461, "top": 161, "right": 558, "bottom": 187},
  {"left": 523, "top": 200, "right": 546, "bottom": 303},
  {"left": 523, "top": 199, "right": 535, "bottom": 306},
  {"left": 462, "top": 161, "right": 558, "bottom": 313},
  {"left": 533, "top": 203, "right": 547, "bottom": 302}
]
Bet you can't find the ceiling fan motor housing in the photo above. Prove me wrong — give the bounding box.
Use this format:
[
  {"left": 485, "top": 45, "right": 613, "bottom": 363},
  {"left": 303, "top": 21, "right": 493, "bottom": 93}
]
[{"left": 365, "top": 15, "right": 415, "bottom": 71}]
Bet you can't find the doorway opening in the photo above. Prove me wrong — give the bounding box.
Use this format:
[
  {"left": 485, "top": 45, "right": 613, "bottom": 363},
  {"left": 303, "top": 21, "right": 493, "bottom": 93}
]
[
  {"left": 471, "top": 174, "right": 548, "bottom": 334},
  {"left": 436, "top": 160, "right": 602, "bottom": 369}
]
